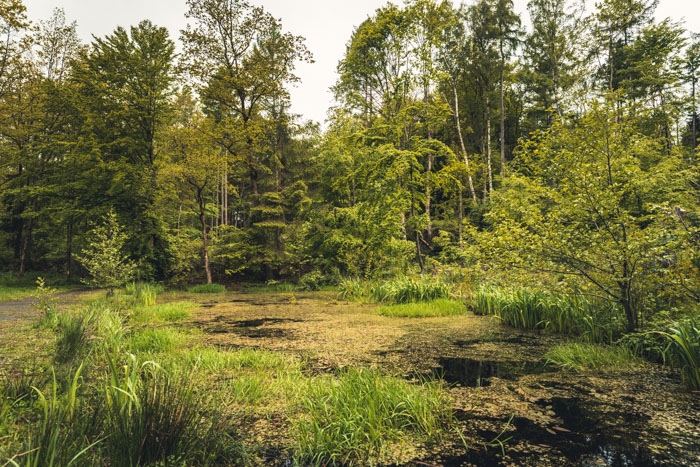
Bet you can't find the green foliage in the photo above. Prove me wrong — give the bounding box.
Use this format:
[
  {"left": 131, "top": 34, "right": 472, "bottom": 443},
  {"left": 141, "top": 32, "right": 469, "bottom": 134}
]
[
  {"left": 32, "top": 277, "right": 58, "bottom": 327},
  {"left": 187, "top": 283, "right": 226, "bottom": 294},
  {"left": 659, "top": 317, "right": 700, "bottom": 390},
  {"left": 544, "top": 343, "right": 641, "bottom": 372},
  {"left": 474, "top": 285, "right": 625, "bottom": 342},
  {"left": 76, "top": 210, "right": 137, "bottom": 295},
  {"left": 103, "top": 355, "right": 209, "bottom": 466},
  {"left": 293, "top": 368, "right": 452, "bottom": 466},
  {"left": 124, "top": 282, "right": 164, "bottom": 306},
  {"left": 8, "top": 365, "right": 97, "bottom": 467},
  {"left": 131, "top": 302, "right": 196, "bottom": 324},
  {"left": 376, "top": 299, "right": 466, "bottom": 318},
  {"left": 297, "top": 270, "right": 335, "bottom": 291},
  {"left": 127, "top": 328, "right": 183, "bottom": 354},
  {"left": 338, "top": 277, "right": 452, "bottom": 305}
]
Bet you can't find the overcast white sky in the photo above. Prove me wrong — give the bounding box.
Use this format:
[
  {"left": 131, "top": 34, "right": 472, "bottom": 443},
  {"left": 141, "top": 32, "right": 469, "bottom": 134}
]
[{"left": 21, "top": 0, "right": 700, "bottom": 126}]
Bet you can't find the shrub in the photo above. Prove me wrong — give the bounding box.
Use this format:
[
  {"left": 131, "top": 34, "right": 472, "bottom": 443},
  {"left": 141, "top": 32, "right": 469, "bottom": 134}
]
[
  {"left": 297, "top": 270, "right": 328, "bottom": 291},
  {"left": 188, "top": 283, "right": 226, "bottom": 294}
]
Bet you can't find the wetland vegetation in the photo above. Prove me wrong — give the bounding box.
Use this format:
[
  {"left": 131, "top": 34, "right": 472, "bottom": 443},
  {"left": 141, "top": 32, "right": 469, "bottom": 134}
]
[{"left": 1, "top": 0, "right": 699, "bottom": 464}]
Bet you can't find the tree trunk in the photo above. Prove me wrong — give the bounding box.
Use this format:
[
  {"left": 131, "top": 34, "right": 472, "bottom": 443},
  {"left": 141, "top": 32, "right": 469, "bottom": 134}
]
[
  {"left": 452, "top": 79, "right": 478, "bottom": 203},
  {"left": 18, "top": 216, "right": 34, "bottom": 280},
  {"left": 197, "top": 190, "right": 212, "bottom": 285},
  {"left": 486, "top": 94, "right": 493, "bottom": 194},
  {"left": 500, "top": 67, "right": 506, "bottom": 178}
]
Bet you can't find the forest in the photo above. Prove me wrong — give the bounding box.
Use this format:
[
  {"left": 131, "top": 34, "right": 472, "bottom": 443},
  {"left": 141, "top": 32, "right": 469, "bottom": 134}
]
[{"left": 0, "top": 0, "right": 699, "bottom": 465}]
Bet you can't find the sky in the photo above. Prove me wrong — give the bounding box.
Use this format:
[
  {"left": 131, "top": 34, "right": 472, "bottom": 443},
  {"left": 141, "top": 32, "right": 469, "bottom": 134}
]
[{"left": 21, "top": 0, "right": 700, "bottom": 126}]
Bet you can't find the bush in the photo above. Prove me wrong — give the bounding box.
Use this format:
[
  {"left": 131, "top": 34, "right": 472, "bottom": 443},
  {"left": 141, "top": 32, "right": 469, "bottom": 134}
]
[
  {"left": 297, "top": 270, "right": 329, "bottom": 291},
  {"left": 188, "top": 283, "right": 226, "bottom": 294}
]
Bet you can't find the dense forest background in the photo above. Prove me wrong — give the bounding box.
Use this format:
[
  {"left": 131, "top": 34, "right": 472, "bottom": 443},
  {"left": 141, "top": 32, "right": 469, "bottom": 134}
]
[{"left": 0, "top": 0, "right": 698, "bottom": 328}]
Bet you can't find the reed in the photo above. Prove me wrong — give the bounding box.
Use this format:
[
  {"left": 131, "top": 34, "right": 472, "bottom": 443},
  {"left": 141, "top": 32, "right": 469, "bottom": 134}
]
[
  {"left": 659, "top": 317, "right": 700, "bottom": 390},
  {"left": 293, "top": 368, "right": 451, "bottom": 466}
]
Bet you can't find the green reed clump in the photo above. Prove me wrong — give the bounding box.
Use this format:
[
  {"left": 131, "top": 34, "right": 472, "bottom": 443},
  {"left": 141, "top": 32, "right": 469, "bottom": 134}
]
[
  {"left": 294, "top": 368, "right": 452, "bottom": 466},
  {"left": 377, "top": 299, "right": 466, "bottom": 318},
  {"left": 337, "top": 278, "right": 367, "bottom": 301},
  {"left": 7, "top": 364, "right": 99, "bottom": 467},
  {"left": 188, "top": 283, "right": 226, "bottom": 293},
  {"left": 131, "top": 301, "right": 196, "bottom": 324},
  {"left": 659, "top": 317, "right": 700, "bottom": 390},
  {"left": 339, "top": 277, "right": 451, "bottom": 305},
  {"left": 127, "top": 328, "right": 183, "bottom": 354},
  {"left": 544, "top": 343, "right": 641, "bottom": 372},
  {"left": 473, "top": 285, "right": 624, "bottom": 342}
]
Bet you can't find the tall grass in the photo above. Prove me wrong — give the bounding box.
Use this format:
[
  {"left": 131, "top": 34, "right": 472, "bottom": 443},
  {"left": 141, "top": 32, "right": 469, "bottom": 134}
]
[
  {"left": 473, "top": 285, "right": 624, "bottom": 342},
  {"left": 376, "top": 299, "right": 466, "bottom": 318},
  {"left": 188, "top": 283, "right": 226, "bottom": 293},
  {"left": 131, "top": 301, "right": 196, "bottom": 324},
  {"left": 544, "top": 343, "right": 641, "bottom": 372},
  {"left": 293, "top": 368, "right": 452, "bottom": 466},
  {"left": 339, "top": 277, "right": 451, "bottom": 304},
  {"left": 7, "top": 364, "right": 99, "bottom": 467},
  {"left": 659, "top": 317, "right": 700, "bottom": 390},
  {"left": 124, "top": 282, "right": 164, "bottom": 306}
]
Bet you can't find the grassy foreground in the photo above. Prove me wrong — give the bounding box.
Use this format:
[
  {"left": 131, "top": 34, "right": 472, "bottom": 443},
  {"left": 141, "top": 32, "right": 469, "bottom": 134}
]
[{"left": 0, "top": 286, "right": 457, "bottom": 466}]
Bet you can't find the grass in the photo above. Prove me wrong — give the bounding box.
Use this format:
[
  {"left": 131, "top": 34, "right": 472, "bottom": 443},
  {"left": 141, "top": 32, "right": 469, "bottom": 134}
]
[
  {"left": 473, "top": 285, "right": 624, "bottom": 343},
  {"left": 376, "top": 299, "right": 466, "bottom": 318},
  {"left": 131, "top": 301, "right": 197, "bottom": 324},
  {"left": 293, "top": 368, "right": 453, "bottom": 466},
  {"left": 659, "top": 317, "right": 700, "bottom": 390},
  {"left": 188, "top": 283, "right": 226, "bottom": 294},
  {"left": 127, "top": 327, "right": 185, "bottom": 354},
  {"left": 338, "top": 277, "right": 452, "bottom": 304},
  {"left": 544, "top": 343, "right": 641, "bottom": 372}
]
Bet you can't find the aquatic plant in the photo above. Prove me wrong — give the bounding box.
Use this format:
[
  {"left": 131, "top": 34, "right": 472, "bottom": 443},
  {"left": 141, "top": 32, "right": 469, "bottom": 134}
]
[
  {"left": 659, "top": 317, "right": 700, "bottom": 390},
  {"left": 293, "top": 368, "right": 452, "bottom": 465},
  {"left": 376, "top": 299, "right": 466, "bottom": 318}
]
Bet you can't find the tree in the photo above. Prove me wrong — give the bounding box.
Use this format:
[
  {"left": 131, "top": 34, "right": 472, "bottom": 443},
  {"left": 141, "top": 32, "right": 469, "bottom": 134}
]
[
  {"left": 72, "top": 20, "right": 176, "bottom": 278},
  {"left": 161, "top": 90, "right": 222, "bottom": 284},
  {"left": 76, "top": 209, "right": 136, "bottom": 295},
  {"left": 521, "top": 0, "right": 581, "bottom": 131},
  {"left": 487, "top": 96, "right": 697, "bottom": 331},
  {"left": 684, "top": 32, "right": 700, "bottom": 150}
]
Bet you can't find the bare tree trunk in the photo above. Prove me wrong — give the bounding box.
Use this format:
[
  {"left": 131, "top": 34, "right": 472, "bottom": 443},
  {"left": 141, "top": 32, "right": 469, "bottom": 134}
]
[
  {"left": 18, "top": 217, "right": 33, "bottom": 280},
  {"left": 500, "top": 67, "right": 506, "bottom": 178},
  {"left": 452, "top": 79, "right": 478, "bottom": 203},
  {"left": 486, "top": 94, "right": 493, "bottom": 194}
]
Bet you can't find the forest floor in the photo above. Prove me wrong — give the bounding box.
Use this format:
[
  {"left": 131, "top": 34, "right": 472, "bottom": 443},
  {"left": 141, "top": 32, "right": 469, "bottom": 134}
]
[{"left": 1, "top": 290, "right": 699, "bottom": 466}]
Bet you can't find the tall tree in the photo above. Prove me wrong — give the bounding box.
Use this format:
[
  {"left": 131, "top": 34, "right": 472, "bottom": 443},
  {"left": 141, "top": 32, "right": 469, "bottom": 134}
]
[
  {"left": 521, "top": 0, "right": 581, "bottom": 130},
  {"left": 72, "top": 20, "right": 176, "bottom": 278},
  {"left": 493, "top": 0, "right": 521, "bottom": 177}
]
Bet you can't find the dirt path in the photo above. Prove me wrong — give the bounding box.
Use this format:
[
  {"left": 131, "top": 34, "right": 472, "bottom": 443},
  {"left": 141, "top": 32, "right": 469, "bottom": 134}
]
[
  {"left": 0, "top": 290, "right": 94, "bottom": 322},
  {"left": 188, "top": 292, "right": 700, "bottom": 467}
]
